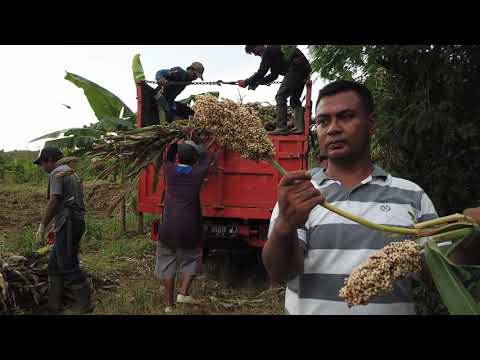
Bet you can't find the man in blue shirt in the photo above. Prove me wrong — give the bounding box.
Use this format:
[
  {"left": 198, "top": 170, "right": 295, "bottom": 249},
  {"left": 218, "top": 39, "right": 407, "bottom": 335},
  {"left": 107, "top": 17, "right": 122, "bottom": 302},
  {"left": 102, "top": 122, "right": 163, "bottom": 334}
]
[{"left": 155, "top": 62, "right": 205, "bottom": 123}]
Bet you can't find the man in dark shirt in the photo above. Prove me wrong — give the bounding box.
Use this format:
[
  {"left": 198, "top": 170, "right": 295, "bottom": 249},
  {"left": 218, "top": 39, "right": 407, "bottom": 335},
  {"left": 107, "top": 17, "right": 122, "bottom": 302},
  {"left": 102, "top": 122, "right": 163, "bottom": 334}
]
[
  {"left": 155, "top": 62, "right": 205, "bottom": 123},
  {"left": 238, "top": 45, "right": 311, "bottom": 135},
  {"left": 154, "top": 140, "right": 212, "bottom": 313},
  {"left": 33, "top": 147, "right": 92, "bottom": 314}
]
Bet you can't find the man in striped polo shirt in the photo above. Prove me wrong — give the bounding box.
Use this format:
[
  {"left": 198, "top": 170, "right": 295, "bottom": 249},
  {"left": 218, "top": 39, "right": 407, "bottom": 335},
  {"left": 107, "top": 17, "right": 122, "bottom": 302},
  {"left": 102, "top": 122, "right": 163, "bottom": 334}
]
[{"left": 263, "top": 80, "right": 439, "bottom": 315}]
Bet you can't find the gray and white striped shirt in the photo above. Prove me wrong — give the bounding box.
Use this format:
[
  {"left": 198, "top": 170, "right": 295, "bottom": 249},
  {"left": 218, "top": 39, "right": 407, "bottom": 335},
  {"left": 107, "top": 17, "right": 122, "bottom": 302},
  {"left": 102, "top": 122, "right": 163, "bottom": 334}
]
[{"left": 268, "top": 166, "right": 437, "bottom": 315}]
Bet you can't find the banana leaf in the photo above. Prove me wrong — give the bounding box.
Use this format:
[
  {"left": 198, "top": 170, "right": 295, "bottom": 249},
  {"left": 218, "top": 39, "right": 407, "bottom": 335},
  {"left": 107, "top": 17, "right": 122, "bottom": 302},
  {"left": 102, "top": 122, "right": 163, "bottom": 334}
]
[
  {"left": 132, "top": 54, "right": 146, "bottom": 82},
  {"left": 94, "top": 116, "right": 136, "bottom": 132},
  {"left": 64, "top": 128, "right": 103, "bottom": 138},
  {"left": 29, "top": 129, "right": 71, "bottom": 143},
  {"left": 65, "top": 72, "right": 134, "bottom": 120},
  {"left": 424, "top": 239, "right": 480, "bottom": 315}
]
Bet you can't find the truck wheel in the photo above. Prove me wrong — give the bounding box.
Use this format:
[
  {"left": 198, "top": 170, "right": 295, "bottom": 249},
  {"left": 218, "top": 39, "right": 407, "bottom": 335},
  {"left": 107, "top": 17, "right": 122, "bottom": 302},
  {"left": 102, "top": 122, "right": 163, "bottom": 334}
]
[{"left": 220, "top": 255, "right": 241, "bottom": 288}]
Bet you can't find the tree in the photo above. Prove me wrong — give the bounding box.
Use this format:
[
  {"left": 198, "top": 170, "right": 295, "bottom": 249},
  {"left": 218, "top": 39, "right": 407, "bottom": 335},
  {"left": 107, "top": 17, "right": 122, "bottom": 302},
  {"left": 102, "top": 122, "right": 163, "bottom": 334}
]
[{"left": 308, "top": 45, "right": 480, "bottom": 215}]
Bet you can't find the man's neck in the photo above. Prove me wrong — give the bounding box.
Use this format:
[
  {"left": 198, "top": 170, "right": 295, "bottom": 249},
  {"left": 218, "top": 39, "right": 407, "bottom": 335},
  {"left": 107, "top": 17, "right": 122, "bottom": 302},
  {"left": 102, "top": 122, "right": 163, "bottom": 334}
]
[{"left": 325, "top": 155, "right": 374, "bottom": 189}]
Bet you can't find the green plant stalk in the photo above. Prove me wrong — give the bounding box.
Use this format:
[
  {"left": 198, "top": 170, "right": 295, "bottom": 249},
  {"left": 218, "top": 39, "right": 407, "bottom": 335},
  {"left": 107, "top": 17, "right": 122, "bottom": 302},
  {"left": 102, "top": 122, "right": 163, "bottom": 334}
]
[
  {"left": 269, "top": 160, "right": 418, "bottom": 236},
  {"left": 425, "top": 227, "right": 475, "bottom": 244},
  {"left": 415, "top": 213, "right": 466, "bottom": 229}
]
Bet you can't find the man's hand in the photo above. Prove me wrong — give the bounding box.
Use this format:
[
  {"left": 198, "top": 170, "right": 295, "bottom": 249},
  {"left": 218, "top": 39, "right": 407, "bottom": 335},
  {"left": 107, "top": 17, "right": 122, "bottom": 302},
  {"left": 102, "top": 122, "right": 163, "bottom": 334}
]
[
  {"left": 157, "top": 78, "right": 169, "bottom": 87},
  {"left": 35, "top": 223, "right": 46, "bottom": 244},
  {"left": 237, "top": 80, "right": 247, "bottom": 88},
  {"left": 276, "top": 171, "right": 325, "bottom": 235},
  {"left": 464, "top": 208, "right": 480, "bottom": 224},
  {"left": 447, "top": 207, "right": 480, "bottom": 266}
]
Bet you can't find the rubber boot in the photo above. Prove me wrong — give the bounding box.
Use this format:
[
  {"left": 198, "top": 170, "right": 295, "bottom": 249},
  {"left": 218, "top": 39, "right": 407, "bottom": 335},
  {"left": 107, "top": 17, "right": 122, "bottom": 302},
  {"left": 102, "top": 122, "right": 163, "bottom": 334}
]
[
  {"left": 268, "top": 104, "right": 290, "bottom": 135},
  {"left": 45, "top": 275, "right": 64, "bottom": 314},
  {"left": 289, "top": 107, "right": 305, "bottom": 135},
  {"left": 62, "top": 279, "right": 94, "bottom": 315}
]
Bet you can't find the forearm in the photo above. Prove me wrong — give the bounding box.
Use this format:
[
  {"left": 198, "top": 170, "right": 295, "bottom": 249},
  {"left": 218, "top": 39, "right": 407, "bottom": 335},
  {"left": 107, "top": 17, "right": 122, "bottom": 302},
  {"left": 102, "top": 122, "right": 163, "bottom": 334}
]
[
  {"left": 262, "top": 221, "right": 303, "bottom": 283},
  {"left": 41, "top": 199, "right": 58, "bottom": 227},
  {"left": 246, "top": 59, "right": 270, "bottom": 85},
  {"left": 262, "top": 73, "right": 278, "bottom": 84}
]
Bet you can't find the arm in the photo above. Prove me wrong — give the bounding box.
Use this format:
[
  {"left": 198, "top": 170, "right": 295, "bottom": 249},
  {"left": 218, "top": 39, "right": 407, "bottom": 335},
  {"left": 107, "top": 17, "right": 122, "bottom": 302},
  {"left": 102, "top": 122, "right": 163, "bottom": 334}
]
[
  {"left": 41, "top": 194, "right": 60, "bottom": 228},
  {"left": 165, "top": 143, "right": 178, "bottom": 164},
  {"left": 245, "top": 50, "right": 273, "bottom": 86},
  {"left": 260, "top": 72, "right": 279, "bottom": 84},
  {"left": 195, "top": 143, "right": 212, "bottom": 171},
  {"left": 262, "top": 171, "right": 325, "bottom": 283},
  {"left": 156, "top": 67, "right": 186, "bottom": 84}
]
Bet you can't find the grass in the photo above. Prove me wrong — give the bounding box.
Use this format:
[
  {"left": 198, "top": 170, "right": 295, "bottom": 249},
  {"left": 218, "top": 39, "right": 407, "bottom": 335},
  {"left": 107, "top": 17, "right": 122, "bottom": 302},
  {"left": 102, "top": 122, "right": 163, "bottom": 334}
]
[
  {"left": 0, "top": 225, "right": 36, "bottom": 256},
  {"left": 0, "top": 182, "right": 46, "bottom": 193}
]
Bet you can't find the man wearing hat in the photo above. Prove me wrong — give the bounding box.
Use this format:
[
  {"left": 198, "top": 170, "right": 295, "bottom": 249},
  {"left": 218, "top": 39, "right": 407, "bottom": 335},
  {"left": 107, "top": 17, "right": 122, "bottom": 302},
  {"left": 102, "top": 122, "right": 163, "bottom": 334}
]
[
  {"left": 238, "top": 45, "right": 311, "bottom": 136},
  {"left": 33, "top": 147, "right": 92, "bottom": 314},
  {"left": 154, "top": 140, "right": 212, "bottom": 313},
  {"left": 155, "top": 62, "right": 205, "bottom": 123}
]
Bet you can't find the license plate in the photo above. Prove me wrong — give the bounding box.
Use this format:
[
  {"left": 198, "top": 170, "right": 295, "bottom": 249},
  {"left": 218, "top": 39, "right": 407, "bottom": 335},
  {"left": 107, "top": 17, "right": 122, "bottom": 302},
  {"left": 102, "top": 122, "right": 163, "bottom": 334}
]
[{"left": 207, "top": 224, "right": 238, "bottom": 236}]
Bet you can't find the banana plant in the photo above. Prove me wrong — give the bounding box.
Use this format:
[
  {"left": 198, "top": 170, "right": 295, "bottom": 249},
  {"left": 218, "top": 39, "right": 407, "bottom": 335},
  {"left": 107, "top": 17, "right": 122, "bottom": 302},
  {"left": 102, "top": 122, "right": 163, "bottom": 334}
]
[{"left": 29, "top": 72, "right": 136, "bottom": 152}]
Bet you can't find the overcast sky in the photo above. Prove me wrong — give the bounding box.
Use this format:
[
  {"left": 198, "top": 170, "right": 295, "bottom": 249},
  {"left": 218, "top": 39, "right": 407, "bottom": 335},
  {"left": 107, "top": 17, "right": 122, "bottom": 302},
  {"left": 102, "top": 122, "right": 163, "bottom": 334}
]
[{"left": 0, "top": 45, "right": 326, "bottom": 152}]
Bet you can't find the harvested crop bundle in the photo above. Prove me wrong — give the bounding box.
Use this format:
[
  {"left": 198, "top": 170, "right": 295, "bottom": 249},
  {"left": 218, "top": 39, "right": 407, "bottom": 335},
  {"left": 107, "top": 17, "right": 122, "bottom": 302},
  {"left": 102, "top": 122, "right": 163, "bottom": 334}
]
[
  {"left": 87, "top": 94, "right": 276, "bottom": 184},
  {"left": 0, "top": 252, "right": 117, "bottom": 314},
  {"left": 337, "top": 215, "right": 480, "bottom": 314},
  {"left": 192, "top": 95, "right": 275, "bottom": 162},
  {"left": 339, "top": 240, "right": 422, "bottom": 307}
]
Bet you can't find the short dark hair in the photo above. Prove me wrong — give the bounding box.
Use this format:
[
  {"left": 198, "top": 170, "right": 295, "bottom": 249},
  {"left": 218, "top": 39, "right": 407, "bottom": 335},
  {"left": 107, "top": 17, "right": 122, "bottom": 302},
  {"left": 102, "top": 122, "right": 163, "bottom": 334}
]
[
  {"left": 316, "top": 80, "right": 374, "bottom": 115},
  {"left": 245, "top": 45, "right": 258, "bottom": 54},
  {"left": 177, "top": 144, "right": 197, "bottom": 165}
]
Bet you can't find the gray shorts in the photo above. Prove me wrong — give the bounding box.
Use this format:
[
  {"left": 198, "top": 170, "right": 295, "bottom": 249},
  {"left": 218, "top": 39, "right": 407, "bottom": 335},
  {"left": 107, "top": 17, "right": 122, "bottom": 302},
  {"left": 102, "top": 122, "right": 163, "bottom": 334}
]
[{"left": 154, "top": 243, "right": 202, "bottom": 280}]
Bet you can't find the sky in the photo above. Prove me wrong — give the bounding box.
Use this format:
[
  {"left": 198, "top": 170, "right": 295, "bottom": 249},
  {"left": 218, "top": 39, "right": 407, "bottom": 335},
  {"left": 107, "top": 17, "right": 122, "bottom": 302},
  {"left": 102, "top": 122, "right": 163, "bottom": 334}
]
[{"left": 0, "top": 45, "right": 325, "bottom": 152}]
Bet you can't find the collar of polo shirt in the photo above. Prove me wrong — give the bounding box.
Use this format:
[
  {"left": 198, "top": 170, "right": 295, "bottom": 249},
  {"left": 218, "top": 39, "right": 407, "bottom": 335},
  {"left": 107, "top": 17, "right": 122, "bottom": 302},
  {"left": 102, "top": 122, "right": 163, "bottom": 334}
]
[{"left": 312, "top": 165, "right": 389, "bottom": 185}]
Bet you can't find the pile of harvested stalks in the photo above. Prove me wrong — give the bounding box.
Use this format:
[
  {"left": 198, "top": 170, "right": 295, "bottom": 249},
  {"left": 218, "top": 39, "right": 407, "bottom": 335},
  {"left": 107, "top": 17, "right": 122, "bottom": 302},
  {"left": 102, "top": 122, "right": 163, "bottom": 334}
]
[{"left": 86, "top": 95, "right": 276, "bottom": 186}]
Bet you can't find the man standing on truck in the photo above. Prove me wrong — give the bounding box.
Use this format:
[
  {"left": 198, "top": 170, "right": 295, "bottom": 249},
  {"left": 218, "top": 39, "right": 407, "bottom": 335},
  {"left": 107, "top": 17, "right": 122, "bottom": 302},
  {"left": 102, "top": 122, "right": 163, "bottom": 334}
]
[
  {"left": 238, "top": 45, "right": 311, "bottom": 136},
  {"left": 155, "top": 62, "right": 205, "bottom": 123},
  {"left": 33, "top": 147, "right": 93, "bottom": 314},
  {"left": 154, "top": 140, "right": 212, "bottom": 313},
  {"left": 263, "top": 80, "right": 480, "bottom": 315}
]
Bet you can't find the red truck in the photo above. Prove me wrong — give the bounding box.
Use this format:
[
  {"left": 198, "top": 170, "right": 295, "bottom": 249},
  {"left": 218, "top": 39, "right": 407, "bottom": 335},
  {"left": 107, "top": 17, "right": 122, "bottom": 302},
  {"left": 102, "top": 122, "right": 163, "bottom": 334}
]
[{"left": 136, "top": 80, "right": 313, "bottom": 259}]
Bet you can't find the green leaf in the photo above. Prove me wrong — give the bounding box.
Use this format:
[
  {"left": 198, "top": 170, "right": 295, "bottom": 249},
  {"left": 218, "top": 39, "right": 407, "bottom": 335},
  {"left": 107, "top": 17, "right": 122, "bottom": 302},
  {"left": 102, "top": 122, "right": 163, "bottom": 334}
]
[
  {"left": 45, "top": 137, "right": 75, "bottom": 149},
  {"left": 63, "top": 128, "right": 103, "bottom": 138},
  {"left": 29, "top": 129, "right": 71, "bottom": 143},
  {"left": 424, "top": 239, "right": 480, "bottom": 315},
  {"left": 65, "top": 72, "right": 134, "bottom": 120},
  {"left": 132, "top": 54, "right": 146, "bottom": 82},
  {"left": 95, "top": 117, "right": 136, "bottom": 132}
]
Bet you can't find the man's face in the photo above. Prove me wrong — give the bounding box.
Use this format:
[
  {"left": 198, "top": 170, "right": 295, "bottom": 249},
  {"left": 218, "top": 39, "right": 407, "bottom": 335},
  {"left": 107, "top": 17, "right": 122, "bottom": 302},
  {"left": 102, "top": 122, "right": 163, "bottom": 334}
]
[
  {"left": 187, "top": 70, "right": 198, "bottom": 82},
  {"left": 315, "top": 91, "right": 375, "bottom": 162},
  {"left": 39, "top": 159, "right": 56, "bottom": 173}
]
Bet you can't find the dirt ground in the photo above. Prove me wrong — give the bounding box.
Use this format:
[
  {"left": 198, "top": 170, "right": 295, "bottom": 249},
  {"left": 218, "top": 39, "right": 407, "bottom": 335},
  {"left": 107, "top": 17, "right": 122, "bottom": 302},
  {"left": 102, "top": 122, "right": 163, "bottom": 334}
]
[{"left": 0, "top": 180, "right": 121, "bottom": 233}]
